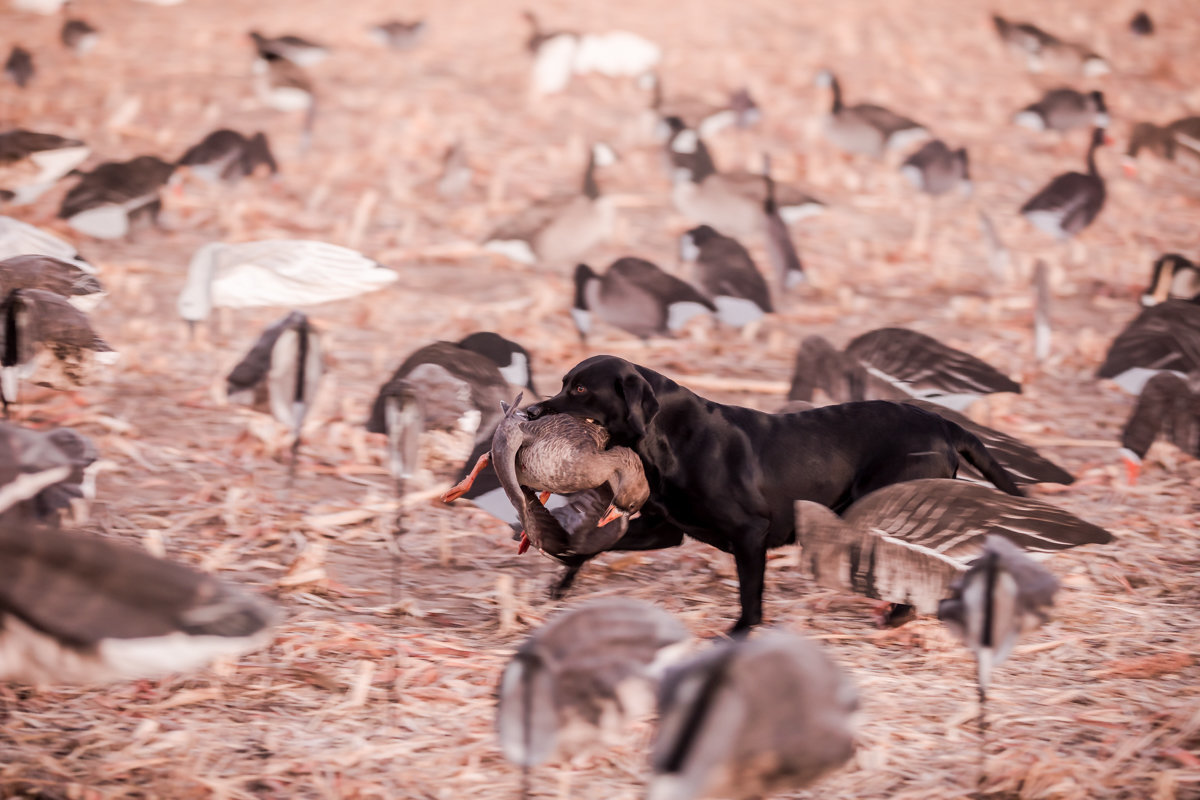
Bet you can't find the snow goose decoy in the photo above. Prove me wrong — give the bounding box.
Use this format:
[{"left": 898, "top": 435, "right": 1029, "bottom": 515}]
[
  {"left": 177, "top": 129, "right": 277, "bottom": 184},
  {"left": 368, "top": 19, "right": 427, "bottom": 50},
  {"left": 523, "top": 10, "right": 579, "bottom": 94},
  {"left": 1118, "top": 371, "right": 1199, "bottom": 483},
  {"left": 797, "top": 478, "right": 1111, "bottom": 624},
  {"left": 61, "top": 18, "right": 99, "bottom": 54},
  {"left": 483, "top": 142, "right": 617, "bottom": 266},
  {"left": 649, "top": 631, "right": 857, "bottom": 800},
  {"left": 5, "top": 46, "right": 33, "bottom": 88},
  {"left": 0, "top": 254, "right": 104, "bottom": 311},
  {"left": 1014, "top": 88, "right": 1108, "bottom": 132},
  {"left": 0, "top": 521, "right": 276, "bottom": 685},
  {"left": 0, "top": 288, "right": 116, "bottom": 411},
  {"left": 0, "top": 421, "right": 98, "bottom": 522},
  {"left": 1142, "top": 254, "right": 1200, "bottom": 307},
  {"left": 0, "top": 129, "right": 91, "bottom": 204},
  {"left": 1126, "top": 117, "right": 1200, "bottom": 168},
  {"left": 1020, "top": 126, "right": 1107, "bottom": 241},
  {"left": 647, "top": 73, "right": 760, "bottom": 140},
  {"left": 1096, "top": 298, "right": 1200, "bottom": 393},
  {"left": 814, "top": 69, "right": 929, "bottom": 157},
  {"left": 498, "top": 599, "right": 689, "bottom": 794},
  {"left": 572, "top": 258, "right": 715, "bottom": 341},
  {"left": 901, "top": 139, "right": 971, "bottom": 195},
  {"left": 679, "top": 225, "right": 772, "bottom": 329},
  {"left": 991, "top": 15, "right": 1109, "bottom": 76},
  {"left": 0, "top": 215, "right": 84, "bottom": 264},
  {"left": 249, "top": 31, "right": 328, "bottom": 66},
  {"left": 177, "top": 239, "right": 397, "bottom": 332},
  {"left": 57, "top": 155, "right": 176, "bottom": 239}
]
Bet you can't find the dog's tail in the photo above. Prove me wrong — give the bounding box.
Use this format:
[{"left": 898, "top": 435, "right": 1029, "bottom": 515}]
[{"left": 950, "top": 422, "right": 1024, "bottom": 497}]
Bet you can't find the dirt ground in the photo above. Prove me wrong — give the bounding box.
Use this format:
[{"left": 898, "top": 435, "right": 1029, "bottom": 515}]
[{"left": 1, "top": 0, "right": 1199, "bottom": 797}]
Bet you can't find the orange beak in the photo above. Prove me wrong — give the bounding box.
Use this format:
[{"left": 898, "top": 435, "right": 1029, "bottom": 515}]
[
  {"left": 597, "top": 505, "right": 624, "bottom": 527},
  {"left": 1122, "top": 455, "right": 1141, "bottom": 485},
  {"left": 517, "top": 531, "right": 530, "bottom": 554}
]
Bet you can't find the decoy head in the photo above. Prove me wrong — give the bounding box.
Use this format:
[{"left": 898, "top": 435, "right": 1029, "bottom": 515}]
[
  {"left": 570, "top": 264, "right": 596, "bottom": 341},
  {"left": 679, "top": 225, "right": 717, "bottom": 263},
  {"left": 1090, "top": 91, "right": 1110, "bottom": 127}
]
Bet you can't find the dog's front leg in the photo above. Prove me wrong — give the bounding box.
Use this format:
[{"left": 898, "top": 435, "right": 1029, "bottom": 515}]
[{"left": 730, "top": 524, "right": 770, "bottom": 635}]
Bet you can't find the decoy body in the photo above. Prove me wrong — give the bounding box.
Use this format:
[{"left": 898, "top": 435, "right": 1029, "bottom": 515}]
[
  {"left": 572, "top": 258, "right": 715, "bottom": 341},
  {"left": 680, "top": 225, "right": 772, "bottom": 328},
  {"left": 1021, "top": 127, "right": 1107, "bottom": 241},
  {"left": 369, "top": 19, "right": 427, "bottom": 50},
  {"left": 61, "top": 18, "right": 100, "bottom": 53},
  {"left": 1119, "top": 371, "right": 1200, "bottom": 483},
  {"left": 1142, "top": 254, "right": 1200, "bottom": 307},
  {"left": 797, "top": 478, "right": 1110, "bottom": 618},
  {"left": 649, "top": 631, "right": 857, "bottom": 800},
  {"left": 0, "top": 215, "right": 85, "bottom": 264},
  {"left": 0, "top": 521, "right": 276, "bottom": 685},
  {"left": 1014, "top": 89, "right": 1108, "bottom": 132},
  {"left": 0, "top": 255, "right": 104, "bottom": 311},
  {"left": 249, "top": 31, "right": 327, "bottom": 66},
  {"left": 814, "top": 69, "right": 929, "bottom": 157},
  {"left": 0, "top": 421, "right": 98, "bottom": 522},
  {"left": 5, "top": 46, "right": 34, "bottom": 88},
  {"left": 1097, "top": 298, "right": 1200, "bottom": 393},
  {"left": 1127, "top": 117, "right": 1200, "bottom": 165},
  {"left": 0, "top": 129, "right": 90, "bottom": 205},
  {"left": 0, "top": 288, "right": 116, "bottom": 409},
  {"left": 787, "top": 329, "right": 1021, "bottom": 412},
  {"left": 58, "top": 156, "right": 175, "bottom": 239},
  {"left": 762, "top": 154, "right": 805, "bottom": 289},
  {"left": 484, "top": 142, "right": 617, "bottom": 266},
  {"left": 177, "top": 239, "right": 397, "bottom": 327},
  {"left": 901, "top": 140, "right": 971, "bottom": 195},
  {"left": 991, "top": 15, "right": 1109, "bottom": 76},
  {"left": 177, "top": 129, "right": 277, "bottom": 184}
]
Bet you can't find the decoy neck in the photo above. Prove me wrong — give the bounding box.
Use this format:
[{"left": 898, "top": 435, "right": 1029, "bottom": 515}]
[
  {"left": 582, "top": 148, "right": 600, "bottom": 200},
  {"left": 762, "top": 153, "right": 778, "bottom": 213},
  {"left": 956, "top": 147, "right": 970, "bottom": 180},
  {"left": 1085, "top": 127, "right": 1106, "bottom": 176},
  {"left": 1090, "top": 90, "right": 1107, "bottom": 117},
  {"left": 821, "top": 70, "right": 844, "bottom": 113},
  {"left": 293, "top": 315, "right": 310, "bottom": 434},
  {"left": 2, "top": 290, "right": 20, "bottom": 370}
]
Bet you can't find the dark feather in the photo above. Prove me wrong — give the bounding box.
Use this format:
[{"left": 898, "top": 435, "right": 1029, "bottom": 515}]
[
  {"left": 845, "top": 328, "right": 1021, "bottom": 397},
  {"left": 58, "top": 156, "right": 174, "bottom": 219}
]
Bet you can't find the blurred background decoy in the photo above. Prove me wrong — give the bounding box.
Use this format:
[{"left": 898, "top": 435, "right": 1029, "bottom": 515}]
[
  {"left": 1013, "top": 88, "right": 1108, "bottom": 132},
  {"left": 4, "top": 46, "right": 34, "bottom": 88},
  {"left": 249, "top": 31, "right": 328, "bottom": 67},
  {"left": 57, "top": 155, "right": 176, "bottom": 239},
  {"left": 1020, "top": 127, "right": 1107, "bottom": 244},
  {"left": 1118, "top": 371, "right": 1199, "bottom": 483},
  {"left": 0, "top": 129, "right": 90, "bottom": 205},
  {"left": 0, "top": 421, "right": 99, "bottom": 523},
  {"left": 61, "top": 17, "right": 100, "bottom": 54},
  {"left": 0, "top": 254, "right": 104, "bottom": 310},
  {"left": 679, "top": 225, "right": 772, "bottom": 330},
  {"left": 0, "top": 215, "right": 87, "bottom": 263},
  {"left": 814, "top": 69, "right": 929, "bottom": 157},
  {"left": 572, "top": 258, "right": 715, "bottom": 341},
  {"left": 176, "top": 129, "right": 277, "bottom": 186},
  {"left": 1096, "top": 297, "right": 1200, "bottom": 393},
  {"left": 991, "top": 14, "right": 1109, "bottom": 75},
  {"left": 368, "top": 19, "right": 427, "bottom": 50},
  {"left": 1141, "top": 254, "right": 1199, "bottom": 306}
]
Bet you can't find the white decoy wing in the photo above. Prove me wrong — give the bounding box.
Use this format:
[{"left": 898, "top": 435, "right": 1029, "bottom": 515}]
[{"left": 0, "top": 216, "right": 88, "bottom": 267}]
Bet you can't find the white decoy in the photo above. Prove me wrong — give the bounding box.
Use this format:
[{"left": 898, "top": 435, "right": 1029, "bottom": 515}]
[
  {"left": 0, "top": 255, "right": 104, "bottom": 311},
  {"left": 177, "top": 240, "right": 398, "bottom": 330},
  {"left": 0, "top": 130, "right": 90, "bottom": 205},
  {"left": 0, "top": 215, "right": 85, "bottom": 264}
]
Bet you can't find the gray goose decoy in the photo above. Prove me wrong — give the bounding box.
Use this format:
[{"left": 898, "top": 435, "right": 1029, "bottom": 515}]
[
  {"left": 0, "top": 421, "right": 98, "bottom": 522},
  {"left": 648, "top": 74, "right": 761, "bottom": 140},
  {"left": 649, "top": 631, "right": 857, "bottom": 800},
  {"left": 1096, "top": 298, "right": 1200, "bottom": 393},
  {"left": 1129, "top": 11, "right": 1153, "bottom": 36},
  {"left": 1119, "top": 371, "right": 1199, "bottom": 483},
  {"left": 57, "top": 155, "right": 176, "bottom": 239},
  {"left": 762, "top": 154, "right": 805, "bottom": 290},
  {"left": 901, "top": 139, "right": 971, "bottom": 195},
  {"left": 1142, "top": 254, "right": 1200, "bottom": 307},
  {"left": 5, "top": 46, "right": 34, "bottom": 89},
  {"left": 0, "top": 288, "right": 116, "bottom": 411},
  {"left": 0, "top": 254, "right": 104, "bottom": 311},
  {"left": 0, "top": 521, "right": 276, "bottom": 685},
  {"left": 497, "top": 599, "right": 689, "bottom": 792},
  {"left": 797, "top": 478, "right": 1111, "bottom": 622},
  {"left": 814, "top": 69, "right": 929, "bottom": 157},
  {"left": 177, "top": 129, "right": 277, "bottom": 184},
  {"left": 572, "top": 257, "right": 715, "bottom": 341},
  {"left": 0, "top": 129, "right": 91, "bottom": 204},
  {"left": 483, "top": 142, "right": 617, "bottom": 266},
  {"left": 991, "top": 15, "right": 1109, "bottom": 76},
  {"left": 1014, "top": 88, "right": 1108, "bottom": 132},
  {"left": 679, "top": 225, "right": 772, "bottom": 328},
  {"left": 368, "top": 19, "right": 427, "bottom": 50},
  {"left": 1126, "top": 117, "right": 1200, "bottom": 166},
  {"left": 61, "top": 18, "right": 100, "bottom": 53},
  {"left": 1020, "top": 127, "right": 1106, "bottom": 241},
  {"left": 249, "top": 31, "right": 328, "bottom": 66}
]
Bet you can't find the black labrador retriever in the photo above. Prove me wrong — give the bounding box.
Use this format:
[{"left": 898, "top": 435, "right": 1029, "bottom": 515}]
[{"left": 527, "top": 355, "right": 1022, "bottom": 632}]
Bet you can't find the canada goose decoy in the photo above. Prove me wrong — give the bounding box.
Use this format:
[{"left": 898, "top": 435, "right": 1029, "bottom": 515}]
[
  {"left": 572, "top": 258, "right": 715, "bottom": 341},
  {"left": 1126, "top": 117, "right": 1200, "bottom": 167},
  {"left": 901, "top": 139, "right": 971, "bottom": 195},
  {"left": 0, "top": 521, "right": 276, "bottom": 685},
  {"left": 368, "top": 19, "right": 427, "bottom": 50},
  {"left": 457, "top": 331, "right": 537, "bottom": 395},
  {"left": 61, "top": 18, "right": 99, "bottom": 54},
  {"left": 649, "top": 631, "right": 857, "bottom": 800},
  {"left": 1014, "top": 89, "right": 1108, "bottom": 132},
  {"left": 0, "top": 215, "right": 85, "bottom": 264},
  {"left": 483, "top": 142, "right": 617, "bottom": 266},
  {"left": 1129, "top": 11, "right": 1153, "bottom": 35},
  {"left": 5, "top": 46, "right": 34, "bottom": 88},
  {"left": 253, "top": 52, "right": 317, "bottom": 149},
  {"left": 991, "top": 15, "right": 1109, "bottom": 76},
  {"left": 249, "top": 31, "right": 327, "bottom": 66},
  {"left": 177, "top": 129, "right": 277, "bottom": 184},
  {"left": 1020, "top": 127, "right": 1106, "bottom": 241},
  {"left": 497, "top": 598, "right": 689, "bottom": 794},
  {"left": 814, "top": 69, "right": 929, "bottom": 157},
  {"left": 57, "top": 155, "right": 176, "bottom": 240},
  {"left": 1096, "top": 298, "right": 1200, "bottom": 393},
  {"left": 0, "top": 288, "right": 116, "bottom": 411},
  {"left": 1119, "top": 371, "right": 1199, "bottom": 483},
  {"left": 177, "top": 240, "right": 397, "bottom": 331},
  {"left": 0, "top": 129, "right": 90, "bottom": 205},
  {"left": 797, "top": 478, "right": 1110, "bottom": 622},
  {"left": 0, "top": 255, "right": 104, "bottom": 311},
  {"left": 0, "top": 421, "right": 98, "bottom": 522},
  {"left": 647, "top": 74, "right": 761, "bottom": 140},
  {"left": 762, "top": 154, "right": 805, "bottom": 290},
  {"left": 227, "top": 311, "right": 323, "bottom": 474},
  {"left": 679, "top": 225, "right": 772, "bottom": 328},
  {"left": 788, "top": 329, "right": 1021, "bottom": 412},
  {"left": 1142, "top": 254, "right": 1200, "bottom": 307}
]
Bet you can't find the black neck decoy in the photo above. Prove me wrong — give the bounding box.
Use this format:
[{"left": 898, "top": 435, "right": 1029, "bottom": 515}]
[
  {"left": 1097, "top": 298, "right": 1200, "bottom": 394},
  {"left": 679, "top": 225, "right": 772, "bottom": 328},
  {"left": 1020, "top": 127, "right": 1107, "bottom": 241},
  {"left": 1014, "top": 89, "right": 1108, "bottom": 132},
  {"left": 814, "top": 69, "right": 929, "bottom": 157},
  {"left": 572, "top": 258, "right": 715, "bottom": 341}
]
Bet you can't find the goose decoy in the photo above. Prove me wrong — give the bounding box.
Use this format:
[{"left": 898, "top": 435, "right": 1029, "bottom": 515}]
[
  {"left": 1119, "top": 371, "right": 1199, "bottom": 483},
  {"left": 177, "top": 129, "right": 277, "bottom": 184},
  {"left": 1097, "top": 298, "right": 1200, "bottom": 393},
  {"left": 61, "top": 18, "right": 99, "bottom": 53},
  {"left": 0, "top": 421, "right": 98, "bottom": 522},
  {"left": 0, "top": 129, "right": 90, "bottom": 205},
  {"left": 797, "top": 478, "right": 1111, "bottom": 623},
  {"left": 762, "top": 154, "right": 805, "bottom": 290},
  {"left": 901, "top": 140, "right": 971, "bottom": 195},
  {"left": 523, "top": 10, "right": 579, "bottom": 94},
  {"left": 1129, "top": 11, "right": 1153, "bottom": 35},
  {"left": 0, "top": 288, "right": 116, "bottom": 411},
  {"left": 1142, "top": 254, "right": 1200, "bottom": 307},
  {"left": 483, "top": 142, "right": 617, "bottom": 266},
  {"left": 249, "top": 31, "right": 327, "bottom": 66},
  {"left": 814, "top": 69, "right": 929, "bottom": 157},
  {"left": 679, "top": 225, "right": 772, "bottom": 328},
  {"left": 991, "top": 15, "right": 1109, "bottom": 76},
  {"left": 368, "top": 19, "right": 426, "bottom": 50},
  {"left": 57, "top": 155, "right": 176, "bottom": 239},
  {"left": 176, "top": 239, "right": 397, "bottom": 331},
  {"left": 0, "top": 215, "right": 85, "bottom": 264},
  {"left": 253, "top": 52, "right": 317, "bottom": 149},
  {"left": 1126, "top": 117, "right": 1200, "bottom": 167},
  {"left": 1020, "top": 126, "right": 1106, "bottom": 241},
  {"left": 227, "top": 311, "right": 323, "bottom": 471},
  {"left": 0, "top": 520, "right": 276, "bottom": 685},
  {"left": 572, "top": 258, "right": 715, "bottom": 341},
  {"left": 787, "top": 330, "right": 1021, "bottom": 412},
  {"left": 1014, "top": 88, "right": 1108, "bottom": 132},
  {"left": 0, "top": 255, "right": 104, "bottom": 311},
  {"left": 5, "top": 46, "right": 34, "bottom": 88},
  {"left": 457, "top": 331, "right": 536, "bottom": 394},
  {"left": 647, "top": 74, "right": 761, "bottom": 140},
  {"left": 497, "top": 599, "right": 689, "bottom": 790},
  {"left": 649, "top": 631, "right": 857, "bottom": 800}
]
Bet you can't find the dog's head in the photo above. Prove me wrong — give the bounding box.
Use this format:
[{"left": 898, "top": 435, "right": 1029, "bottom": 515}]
[{"left": 527, "top": 355, "right": 659, "bottom": 445}]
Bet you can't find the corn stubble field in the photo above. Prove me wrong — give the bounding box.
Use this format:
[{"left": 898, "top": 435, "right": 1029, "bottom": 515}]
[{"left": 1, "top": 0, "right": 1199, "bottom": 797}]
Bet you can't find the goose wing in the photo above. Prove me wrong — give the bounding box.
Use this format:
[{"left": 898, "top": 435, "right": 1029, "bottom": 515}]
[
  {"left": 609, "top": 257, "right": 715, "bottom": 310},
  {"left": 0, "top": 255, "right": 102, "bottom": 298},
  {"left": 209, "top": 240, "right": 396, "bottom": 307},
  {"left": 58, "top": 157, "right": 173, "bottom": 217},
  {"left": 1098, "top": 300, "right": 1200, "bottom": 383},
  {"left": 850, "top": 103, "right": 925, "bottom": 136},
  {"left": 7, "top": 288, "right": 112, "bottom": 353},
  {"left": 0, "top": 216, "right": 86, "bottom": 264},
  {"left": 845, "top": 327, "right": 1020, "bottom": 399},
  {"left": 226, "top": 311, "right": 298, "bottom": 394},
  {"left": 178, "top": 129, "right": 247, "bottom": 167}
]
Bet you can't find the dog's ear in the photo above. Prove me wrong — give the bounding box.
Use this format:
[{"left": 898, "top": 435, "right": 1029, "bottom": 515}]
[{"left": 617, "top": 371, "right": 659, "bottom": 440}]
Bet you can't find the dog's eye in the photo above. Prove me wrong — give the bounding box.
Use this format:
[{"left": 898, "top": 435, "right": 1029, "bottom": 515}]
[{"left": 573, "top": 385, "right": 587, "bottom": 394}]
